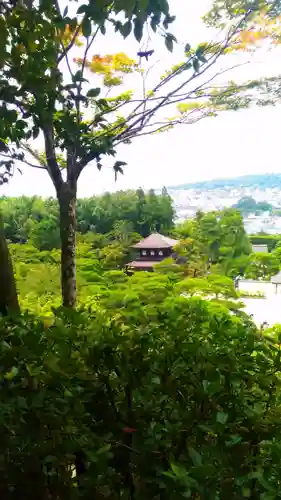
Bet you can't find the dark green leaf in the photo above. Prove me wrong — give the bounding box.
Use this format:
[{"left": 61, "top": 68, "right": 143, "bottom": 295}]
[
  {"left": 82, "top": 17, "right": 92, "bottom": 37},
  {"left": 72, "top": 70, "right": 83, "bottom": 82},
  {"left": 151, "top": 14, "right": 160, "bottom": 32},
  {"left": 63, "top": 6, "right": 68, "bottom": 17},
  {"left": 196, "top": 45, "right": 207, "bottom": 63},
  {"left": 193, "top": 58, "right": 200, "bottom": 73},
  {"left": 158, "top": 0, "right": 169, "bottom": 15},
  {"left": 120, "top": 21, "right": 132, "bottom": 38},
  {"left": 113, "top": 160, "right": 127, "bottom": 171},
  {"left": 77, "top": 4, "right": 87, "bottom": 14},
  {"left": 185, "top": 43, "right": 191, "bottom": 53},
  {"left": 134, "top": 18, "right": 143, "bottom": 42},
  {"left": 188, "top": 446, "right": 202, "bottom": 466},
  {"left": 87, "top": 88, "right": 101, "bottom": 98},
  {"left": 165, "top": 33, "right": 177, "bottom": 53}
]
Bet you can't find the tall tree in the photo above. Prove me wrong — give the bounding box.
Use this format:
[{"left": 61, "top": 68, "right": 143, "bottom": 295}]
[{"left": 0, "top": 0, "right": 251, "bottom": 307}]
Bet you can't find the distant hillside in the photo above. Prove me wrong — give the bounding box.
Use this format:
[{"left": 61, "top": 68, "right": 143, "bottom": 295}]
[{"left": 169, "top": 173, "right": 281, "bottom": 191}]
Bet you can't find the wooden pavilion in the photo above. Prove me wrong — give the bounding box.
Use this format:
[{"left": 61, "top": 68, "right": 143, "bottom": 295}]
[{"left": 126, "top": 233, "right": 179, "bottom": 272}]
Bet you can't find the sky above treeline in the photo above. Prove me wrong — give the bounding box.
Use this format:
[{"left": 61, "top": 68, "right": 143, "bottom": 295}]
[{"left": 2, "top": 0, "right": 281, "bottom": 198}]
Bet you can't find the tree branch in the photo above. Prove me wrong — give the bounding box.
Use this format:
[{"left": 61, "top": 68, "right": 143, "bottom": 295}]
[
  {"left": 43, "top": 127, "right": 63, "bottom": 192},
  {"left": 114, "top": 11, "right": 252, "bottom": 143},
  {"left": 0, "top": 153, "right": 47, "bottom": 170}
]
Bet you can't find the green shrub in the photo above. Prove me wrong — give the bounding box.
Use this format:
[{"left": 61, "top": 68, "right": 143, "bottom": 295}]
[{"left": 1, "top": 299, "right": 281, "bottom": 499}]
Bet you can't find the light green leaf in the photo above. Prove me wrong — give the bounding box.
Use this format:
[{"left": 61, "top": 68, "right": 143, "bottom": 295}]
[
  {"left": 216, "top": 411, "right": 228, "bottom": 425},
  {"left": 5, "top": 366, "right": 19, "bottom": 380}
]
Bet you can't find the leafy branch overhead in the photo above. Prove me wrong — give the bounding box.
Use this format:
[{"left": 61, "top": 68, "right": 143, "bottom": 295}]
[
  {"left": 0, "top": 0, "right": 256, "bottom": 186},
  {"left": 0, "top": 0, "right": 272, "bottom": 308}
]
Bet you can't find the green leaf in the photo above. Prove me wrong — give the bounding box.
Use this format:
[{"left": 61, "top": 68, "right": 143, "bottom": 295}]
[
  {"left": 170, "top": 463, "right": 186, "bottom": 478},
  {"left": 188, "top": 446, "right": 202, "bottom": 466},
  {"left": 151, "top": 14, "right": 160, "bottom": 32},
  {"left": 96, "top": 444, "right": 111, "bottom": 455},
  {"left": 216, "top": 411, "right": 228, "bottom": 425},
  {"left": 87, "top": 88, "right": 101, "bottom": 98},
  {"left": 113, "top": 160, "right": 126, "bottom": 181},
  {"left": 193, "top": 58, "right": 200, "bottom": 73},
  {"left": 72, "top": 70, "right": 83, "bottom": 82},
  {"left": 185, "top": 43, "right": 191, "bottom": 53},
  {"left": 165, "top": 33, "right": 177, "bottom": 53},
  {"left": 63, "top": 5, "right": 68, "bottom": 17},
  {"left": 77, "top": 4, "right": 87, "bottom": 14},
  {"left": 196, "top": 45, "right": 207, "bottom": 63},
  {"left": 82, "top": 17, "right": 92, "bottom": 37},
  {"left": 120, "top": 21, "right": 132, "bottom": 38},
  {"left": 158, "top": 0, "right": 169, "bottom": 15},
  {"left": 5, "top": 366, "right": 19, "bottom": 380},
  {"left": 134, "top": 18, "right": 143, "bottom": 42},
  {"left": 139, "top": 0, "right": 149, "bottom": 11},
  {"left": 113, "top": 160, "right": 127, "bottom": 173}
]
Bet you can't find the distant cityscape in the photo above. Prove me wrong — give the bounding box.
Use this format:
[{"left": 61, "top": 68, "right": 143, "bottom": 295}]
[{"left": 166, "top": 173, "right": 281, "bottom": 234}]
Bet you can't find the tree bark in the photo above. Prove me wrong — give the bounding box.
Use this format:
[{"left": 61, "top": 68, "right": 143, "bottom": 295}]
[
  {"left": 0, "top": 214, "right": 20, "bottom": 315},
  {"left": 58, "top": 182, "right": 77, "bottom": 308}
]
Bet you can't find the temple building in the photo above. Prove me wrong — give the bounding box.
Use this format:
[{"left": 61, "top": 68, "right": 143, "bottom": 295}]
[{"left": 126, "top": 233, "right": 179, "bottom": 272}]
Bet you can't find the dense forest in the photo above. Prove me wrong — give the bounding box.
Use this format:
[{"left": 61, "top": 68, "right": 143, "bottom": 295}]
[
  {"left": 0, "top": 188, "right": 174, "bottom": 249},
  {"left": 2, "top": 0, "right": 281, "bottom": 497}
]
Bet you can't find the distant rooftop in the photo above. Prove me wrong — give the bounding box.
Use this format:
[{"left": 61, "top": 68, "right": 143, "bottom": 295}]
[{"left": 133, "top": 233, "right": 178, "bottom": 249}]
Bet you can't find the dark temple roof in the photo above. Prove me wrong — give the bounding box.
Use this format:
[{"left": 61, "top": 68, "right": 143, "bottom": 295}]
[{"left": 132, "top": 233, "right": 178, "bottom": 249}]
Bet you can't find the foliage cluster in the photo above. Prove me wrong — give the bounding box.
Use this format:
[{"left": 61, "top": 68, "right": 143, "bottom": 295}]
[
  {"left": 233, "top": 196, "right": 273, "bottom": 215},
  {"left": 0, "top": 188, "right": 174, "bottom": 250},
  {"left": 2, "top": 289, "right": 281, "bottom": 499},
  {"left": 174, "top": 209, "right": 252, "bottom": 278}
]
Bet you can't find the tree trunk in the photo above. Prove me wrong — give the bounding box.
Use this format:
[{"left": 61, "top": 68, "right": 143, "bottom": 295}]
[
  {"left": 58, "top": 182, "right": 77, "bottom": 308},
  {"left": 0, "top": 214, "right": 20, "bottom": 315}
]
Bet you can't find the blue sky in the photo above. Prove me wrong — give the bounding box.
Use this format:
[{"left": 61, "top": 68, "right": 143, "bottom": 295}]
[{"left": 2, "top": 0, "right": 281, "bottom": 198}]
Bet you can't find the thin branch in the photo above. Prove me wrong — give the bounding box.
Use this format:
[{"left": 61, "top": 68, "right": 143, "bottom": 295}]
[
  {"left": 0, "top": 153, "right": 47, "bottom": 170},
  {"left": 57, "top": 25, "right": 81, "bottom": 64},
  {"left": 115, "top": 11, "right": 252, "bottom": 142},
  {"left": 59, "top": 41, "right": 75, "bottom": 80}
]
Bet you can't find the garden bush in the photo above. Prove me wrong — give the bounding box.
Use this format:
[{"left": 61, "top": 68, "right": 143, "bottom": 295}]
[{"left": 1, "top": 297, "right": 281, "bottom": 499}]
